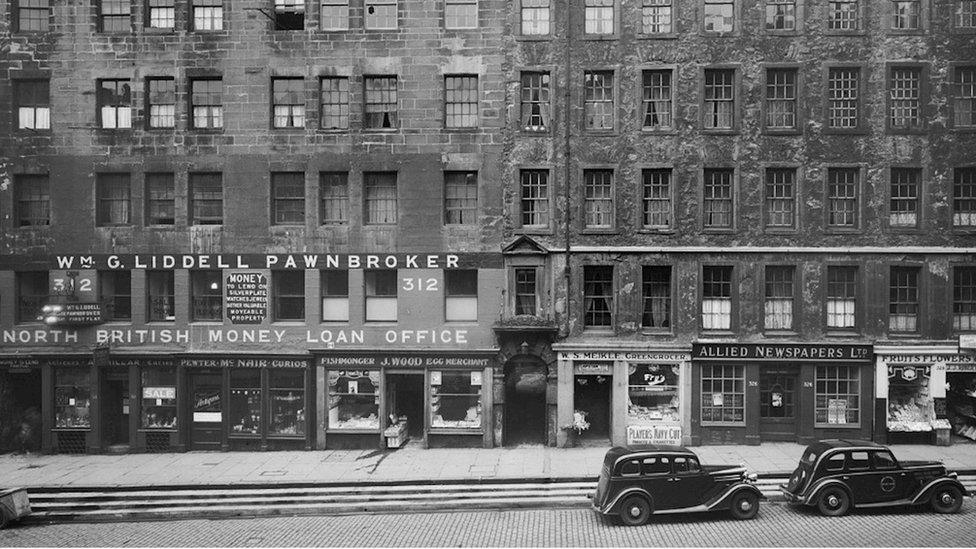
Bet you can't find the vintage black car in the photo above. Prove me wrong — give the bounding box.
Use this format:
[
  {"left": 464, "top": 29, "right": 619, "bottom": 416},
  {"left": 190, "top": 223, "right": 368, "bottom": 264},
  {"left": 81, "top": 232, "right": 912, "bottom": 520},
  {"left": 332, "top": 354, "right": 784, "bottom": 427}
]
[
  {"left": 780, "top": 439, "right": 970, "bottom": 516},
  {"left": 591, "top": 445, "right": 765, "bottom": 525}
]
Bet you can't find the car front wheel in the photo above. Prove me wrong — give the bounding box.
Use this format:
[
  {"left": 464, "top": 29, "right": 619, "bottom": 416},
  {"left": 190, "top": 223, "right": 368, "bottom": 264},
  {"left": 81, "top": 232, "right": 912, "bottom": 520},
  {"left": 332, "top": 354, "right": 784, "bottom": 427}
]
[
  {"left": 930, "top": 486, "right": 963, "bottom": 514},
  {"left": 817, "top": 487, "right": 850, "bottom": 517},
  {"left": 728, "top": 491, "right": 760, "bottom": 520},
  {"left": 618, "top": 495, "right": 651, "bottom": 526}
]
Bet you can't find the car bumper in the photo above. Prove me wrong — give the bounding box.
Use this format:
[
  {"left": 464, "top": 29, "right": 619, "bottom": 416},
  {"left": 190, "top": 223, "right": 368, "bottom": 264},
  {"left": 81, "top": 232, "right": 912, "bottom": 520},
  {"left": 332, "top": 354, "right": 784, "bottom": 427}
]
[{"left": 779, "top": 485, "right": 802, "bottom": 503}]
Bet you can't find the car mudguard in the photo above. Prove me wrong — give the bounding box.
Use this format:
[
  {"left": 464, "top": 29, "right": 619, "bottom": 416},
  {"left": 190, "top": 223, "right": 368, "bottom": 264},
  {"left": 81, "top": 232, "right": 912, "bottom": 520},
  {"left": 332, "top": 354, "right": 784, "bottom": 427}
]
[
  {"left": 803, "top": 479, "right": 853, "bottom": 506},
  {"left": 910, "top": 478, "right": 969, "bottom": 505},
  {"left": 603, "top": 488, "right": 654, "bottom": 516},
  {"left": 706, "top": 483, "right": 765, "bottom": 511}
]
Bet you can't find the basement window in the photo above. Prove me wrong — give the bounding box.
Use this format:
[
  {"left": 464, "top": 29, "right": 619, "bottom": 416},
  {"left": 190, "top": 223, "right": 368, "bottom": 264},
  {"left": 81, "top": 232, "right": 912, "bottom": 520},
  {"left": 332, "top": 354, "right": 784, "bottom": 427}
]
[{"left": 274, "top": 0, "right": 305, "bottom": 29}]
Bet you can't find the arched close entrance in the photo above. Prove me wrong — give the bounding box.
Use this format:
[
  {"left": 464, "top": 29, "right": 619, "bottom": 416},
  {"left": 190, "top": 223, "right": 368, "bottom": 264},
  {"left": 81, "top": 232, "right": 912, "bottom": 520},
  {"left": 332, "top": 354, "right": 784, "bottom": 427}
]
[{"left": 503, "top": 356, "right": 548, "bottom": 446}]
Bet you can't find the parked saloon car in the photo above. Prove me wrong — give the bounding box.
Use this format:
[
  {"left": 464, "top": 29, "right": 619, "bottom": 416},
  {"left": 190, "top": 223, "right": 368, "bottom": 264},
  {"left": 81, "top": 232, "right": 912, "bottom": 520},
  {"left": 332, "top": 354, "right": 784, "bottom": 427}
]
[
  {"left": 592, "top": 445, "right": 765, "bottom": 526},
  {"left": 780, "top": 439, "right": 970, "bottom": 516}
]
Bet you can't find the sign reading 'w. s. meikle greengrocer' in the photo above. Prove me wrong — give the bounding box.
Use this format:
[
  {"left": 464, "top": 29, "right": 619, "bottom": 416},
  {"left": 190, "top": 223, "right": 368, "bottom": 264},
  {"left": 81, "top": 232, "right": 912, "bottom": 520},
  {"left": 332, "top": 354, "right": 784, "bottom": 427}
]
[{"left": 2, "top": 253, "right": 503, "bottom": 270}]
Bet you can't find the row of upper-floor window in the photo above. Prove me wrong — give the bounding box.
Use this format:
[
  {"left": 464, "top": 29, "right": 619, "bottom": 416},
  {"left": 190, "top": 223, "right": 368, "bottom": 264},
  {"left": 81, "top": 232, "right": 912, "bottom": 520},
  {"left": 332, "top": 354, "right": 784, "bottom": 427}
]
[
  {"left": 577, "top": 263, "right": 976, "bottom": 335},
  {"left": 12, "top": 66, "right": 976, "bottom": 133},
  {"left": 10, "top": 0, "right": 976, "bottom": 34},
  {"left": 11, "top": 263, "right": 976, "bottom": 335},
  {"left": 12, "top": 269, "right": 480, "bottom": 324},
  {"left": 9, "top": 167, "right": 976, "bottom": 231}
]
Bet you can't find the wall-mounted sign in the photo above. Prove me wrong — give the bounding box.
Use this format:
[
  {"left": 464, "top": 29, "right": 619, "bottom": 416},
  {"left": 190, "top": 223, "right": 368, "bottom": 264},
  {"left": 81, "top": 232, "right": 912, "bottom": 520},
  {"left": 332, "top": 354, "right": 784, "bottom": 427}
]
[
  {"left": 880, "top": 354, "right": 976, "bottom": 373},
  {"left": 560, "top": 351, "right": 689, "bottom": 362},
  {"left": 888, "top": 364, "right": 931, "bottom": 382},
  {"left": 319, "top": 353, "right": 493, "bottom": 369},
  {"left": 225, "top": 272, "right": 268, "bottom": 324},
  {"left": 0, "top": 357, "right": 41, "bottom": 371},
  {"left": 693, "top": 343, "right": 872, "bottom": 362},
  {"left": 180, "top": 357, "right": 308, "bottom": 369},
  {"left": 627, "top": 423, "right": 682, "bottom": 446},
  {"left": 960, "top": 335, "right": 976, "bottom": 350},
  {"left": 574, "top": 363, "right": 613, "bottom": 375},
  {"left": 143, "top": 386, "right": 176, "bottom": 400},
  {"left": 41, "top": 303, "right": 104, "bottom": 325}
]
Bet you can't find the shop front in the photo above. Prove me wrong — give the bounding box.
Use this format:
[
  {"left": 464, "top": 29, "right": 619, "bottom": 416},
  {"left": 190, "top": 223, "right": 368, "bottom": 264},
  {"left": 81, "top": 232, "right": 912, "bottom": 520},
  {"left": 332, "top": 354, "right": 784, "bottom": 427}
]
[
  {"left": 0, "top": 356, "right": 43, "bottom": 453},
  {"left": 554, "top": 346, "right": 691, "bottom": 448},
  {"left": 316, "top": 351, "right": 496, "bottom": 449},
  {"left": 875, "top": 345, "right": 976, "bottom": 445},
  {"left": 691, "top": 342, "right": 874, "bottom": 446},
  {"left": 179, "top": 355, "right": 312, "bottom": 451}
]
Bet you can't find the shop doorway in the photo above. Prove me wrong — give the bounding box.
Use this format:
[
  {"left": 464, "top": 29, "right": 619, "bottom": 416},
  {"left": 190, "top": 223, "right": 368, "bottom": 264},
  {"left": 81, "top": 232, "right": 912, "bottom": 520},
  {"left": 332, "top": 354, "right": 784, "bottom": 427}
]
[
  {"left": 574, "top": 374, "right": 611, "bottom": 441},
  {"left": 947, "top": 371, "right": 976, "bottom": 442},
  {"left": 386, "top": 373, "right": 424, "bottom": 438},
  {"left": 1, "top": 370, "right": 42, "bottom": 452},
  {"left": 100, "top": 373, "right": 130, "bottom": 449},
  {"left": 188, "top": 372, "right": 223, "bottom": 450},
  {"left": 759, "top": 370, "right": 797, "bottom": 441},
  {"left": 504, "top": 357, "right": 548, "bottom": 446}
]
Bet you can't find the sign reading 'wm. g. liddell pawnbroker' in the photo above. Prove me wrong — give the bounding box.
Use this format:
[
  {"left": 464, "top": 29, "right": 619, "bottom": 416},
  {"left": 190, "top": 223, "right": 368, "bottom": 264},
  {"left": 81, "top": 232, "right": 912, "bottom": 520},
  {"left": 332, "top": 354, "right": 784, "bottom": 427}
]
[
  {"left": 225, "top": 272, "right": 268, "bottom": 324},
  {"left": 693, "top": 343, "right": 873, "bottom": 362},
  {"left": 5, "top": 253, "right": 503, "bottom": 271}
]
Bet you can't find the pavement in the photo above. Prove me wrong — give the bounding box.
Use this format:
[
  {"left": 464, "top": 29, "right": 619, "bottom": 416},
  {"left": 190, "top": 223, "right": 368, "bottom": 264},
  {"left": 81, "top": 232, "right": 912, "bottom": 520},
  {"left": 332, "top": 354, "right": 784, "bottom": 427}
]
[{"left": 2, "top": 440, "right": 975, "bottom": 489}]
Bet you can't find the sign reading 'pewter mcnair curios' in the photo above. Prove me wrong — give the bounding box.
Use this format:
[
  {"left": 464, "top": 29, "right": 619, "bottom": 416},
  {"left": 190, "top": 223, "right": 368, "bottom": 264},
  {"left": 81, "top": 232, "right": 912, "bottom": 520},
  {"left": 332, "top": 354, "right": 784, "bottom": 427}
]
[
  {"left": 693, "top": 343, "right": 873, "bottom": 362},
  {"left": 225, "top": 273, "right": 268, "bottom": 324}
]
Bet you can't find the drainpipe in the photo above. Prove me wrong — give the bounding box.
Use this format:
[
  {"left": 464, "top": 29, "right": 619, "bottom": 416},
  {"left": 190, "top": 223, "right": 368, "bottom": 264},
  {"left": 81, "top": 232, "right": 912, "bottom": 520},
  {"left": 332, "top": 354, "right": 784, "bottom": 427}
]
[{"left": 562, "top": 0, "right": 573, "bottom": 338}]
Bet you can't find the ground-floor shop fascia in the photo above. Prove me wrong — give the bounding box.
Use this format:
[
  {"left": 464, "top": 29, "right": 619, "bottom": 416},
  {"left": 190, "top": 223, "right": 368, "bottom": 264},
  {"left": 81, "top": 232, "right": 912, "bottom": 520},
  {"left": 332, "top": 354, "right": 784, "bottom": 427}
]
[
  {"left": 690, "top": 341, "right": 875, "bottom": 446},
  {"left": 552, "top": 344, "right": 693, "bottom": 448},
  {"left": 313, "top": 349, "right": 498, "bottom": 450},
  {"left": 874, "top": 343, "right": 976, "bottom": 445}
]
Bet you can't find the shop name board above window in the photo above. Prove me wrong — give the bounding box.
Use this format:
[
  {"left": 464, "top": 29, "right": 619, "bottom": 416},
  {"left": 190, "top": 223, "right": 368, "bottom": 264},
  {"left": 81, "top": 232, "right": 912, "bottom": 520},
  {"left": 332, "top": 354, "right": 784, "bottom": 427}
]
[
  {"left": 880, "top": 354, "right": 976, "bottom": 373},
  {"left": 179, "top": 357, "right": 308, "bottom": 369},
  {"left": 6, "top": 253, "right": 504, "bottom": 271},
  {"left": 573, "top": 363, "right": 613, "bottom": 375},
  {"left": 561, "top": 351, "right": 689, "bottom": 362},
  {"left": 692, "top": 343, "right": 872, "bottom": 362},
  {"left": 0, "top": 357, "right": 41, "bottom": 370},
  {"left": 888, "top": 365, "right": 931, "bottom": 382},
  {"left": 319, "top": 354, "right": 492, "bottom": 368}
]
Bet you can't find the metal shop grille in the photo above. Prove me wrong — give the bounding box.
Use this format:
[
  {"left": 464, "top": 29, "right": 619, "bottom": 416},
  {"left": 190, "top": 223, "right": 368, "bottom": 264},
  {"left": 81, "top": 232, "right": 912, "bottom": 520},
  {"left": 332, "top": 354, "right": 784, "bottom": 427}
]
[
  {"left": 55, "top": 431, "right": 87, "bottom": 454},
  {"left": 145, "top": 432, "right": 172, "bottom": 453}
]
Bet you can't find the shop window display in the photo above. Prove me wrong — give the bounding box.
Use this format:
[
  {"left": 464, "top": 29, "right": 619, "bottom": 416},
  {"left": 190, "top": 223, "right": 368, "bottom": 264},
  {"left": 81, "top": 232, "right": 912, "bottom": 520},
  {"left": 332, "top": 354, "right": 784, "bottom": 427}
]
[
  {"left": 270, "top": 369, "right": 305, "bottom": 436},
  {"left": 328, "top": 370, "right": 380, "bottom": 429},
  {"left": 430, "top": 370, "right": 483, "bottom": 429},
  {"left": 887, "top": 365, "right": 936, "bottom": 432},
  {"left": 55, "top": 368, "right": 91, "bottom": 429},
  {"left": 700, "top": 364, "right": 744, "bottom": 423},
  {"left": 947, "top": 372, "right": 976, "bottom": 440},
  {"left": 815, "top": 364, "right": 860, "bottom": 425},
  {"left": 628, "top": 364, "right": 679, "bottom": 424},
  {"left": 230, "top": 370, "right": 261, "bottom": 435},
  {"left": 141, "top": 368, "right": 177, "bottom": 429}
]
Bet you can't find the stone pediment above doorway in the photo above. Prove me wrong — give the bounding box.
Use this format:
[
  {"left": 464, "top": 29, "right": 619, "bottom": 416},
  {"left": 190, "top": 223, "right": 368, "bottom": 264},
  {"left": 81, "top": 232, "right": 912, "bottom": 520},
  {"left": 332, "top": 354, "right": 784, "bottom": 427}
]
[{"left": 502, "top": 235, "right": 549, "bottom": 255}]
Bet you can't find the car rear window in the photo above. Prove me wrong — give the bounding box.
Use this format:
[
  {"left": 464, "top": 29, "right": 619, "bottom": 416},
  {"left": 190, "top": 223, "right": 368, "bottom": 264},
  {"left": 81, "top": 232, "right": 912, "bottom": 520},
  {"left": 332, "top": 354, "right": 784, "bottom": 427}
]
[
  {"left": 620, "top": 459, "right": 641, "bottom": 476},
  {"left": 848, "top": 451, "right": 870, "bottom": 470},
  {"left": 642, "top": 456, "right": 670, "bottom": 475},
  {"left": 802, "top": 449, "right": 818, "bottom": 465},
  {"left": 823, "top": 453, "right": 845, "bottom": 472}
]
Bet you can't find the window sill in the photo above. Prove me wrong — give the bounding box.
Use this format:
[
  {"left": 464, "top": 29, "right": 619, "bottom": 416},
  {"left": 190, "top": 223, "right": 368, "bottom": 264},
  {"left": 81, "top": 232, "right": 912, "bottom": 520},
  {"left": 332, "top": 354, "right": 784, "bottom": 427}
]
[
  {"left": 636, "top": 33, "right": 678, "bottom": 40},
  {"left": 700, "top": 422, "right": 746, "bottom": 428},
  {"left": 951, "top": 227, "right": 976, "bottom": 233},
  {"left": 640, "top": 329, "right": 674, "bottom": 336},
  {"left": 764, "top": 227, "right": 798, "bottom": 234},
  {"left": 138, "top": 428, "right": 177, "bottom": 433},
  {"left": 823, "top": 30, "right": 868, "bottom": 37},
  {"left": 361, "top": 128, "right": 400, "bottom": 133},
  {"left": 762, "top": 128, "right": 802, "bottom": 136},
  {"left": 144, "top": 28, "right": 176, "bottom": 35},
  {"left": 189, "top": 321, "right": 223, "bottom": 325},
  {"left": 364, "top": 321, "right": 398, "bottom": 325},
  {"left": 319, "top": 320, "right": 350, "bottom": 324},
  {"left": 886, "top": 29, "right": 926, "bottom": 36},
  {"left": 519, "top": 130, "right": 553, "bottom": 136},
  {"left": 763, "top": 330, "right": 798, "bottom": 338},
  {"left": 147, "top": 320, "right": 177, "bottom": 324},
  {"left": 702, "top": 228, "right": 735, "bottom": 234},
  {"left": 515, "top": 35, "right": 553, "bottom": 41},
  {"left": 188, "top": 128, "right": 225, "bottom": 134},
  {"left": 96, "top": 224, "right": 134, "bottom": 229},
  {"left": 699, "top": 330, "right": 735, "bottom": 337},
  {"left": 700, "top": 31, "right": 739, "bottom": 38},
  {"left": 326, "top": 429, "right": 380, "bottom": 434},
  {"left": 822, "top": 128, "right": 869, "bottom": 135},
  {"left": 701, "top": 130, "right": 739, "bottom": 136},
  {"left": 581, "top": 228, "right": 619, "bottom": 235},
  {"left": 315, "top": 128, "right": 350, "bottom": 133},
  {"left": 825, "top": 330, "right": 861, "bottom": 338},
  {"left": 949, "top": 127, "right": 976, "bottom": 133},
  {"left": 886, "top": 226, "right": 922, "bottom": 234},
  {"left": 319, "top": 223, "right": 350, "bottom": 228},
  {"left": 271, "top": 321, "right": 307, "bottom": 326},
  {"left": 16, "top": 225, "right": 51, "bottom": 230},
  {"left": 102, "top": 319, "right": 134, "bottom": 324},
  {"left": 636, "top": 228, "right": 675, "bottom": 235},
  {"left": 950, "top": 28, "right": 976, "bottom": 34},
  {"left": 581, "top": 34, "right": 618, "bottom": 40},
  {"left": 52, "top": 428, "right": 92, "bottom": 432},
  {"left": 146, "top": 224, "right": 177, "bottom": 229},
  {"left": 13, "top": 129, "right": 52, "bottom": 135},
  {"left": 640, "top": 128, "right": 677, "bottom": 135},
  {"left": 824, "top": 228, "right": 862, "bottom": 234},
  {"left": 886, "top": 128, "right": 928, "bottom": 136},
  {"left": 514, "top": 227, "right": 553, "bottom": 236},
  {"left": 271, "top": 127, "right": 308, "bottom": 132},
  {"left": 582, "top": 327, "right": 615, "bottom": 334},
  {"left": 443, "top": 127, "right": 481, "bottom": 132},
  {"left": 814, "top": 423, "right": 861, "bottom": 429}
]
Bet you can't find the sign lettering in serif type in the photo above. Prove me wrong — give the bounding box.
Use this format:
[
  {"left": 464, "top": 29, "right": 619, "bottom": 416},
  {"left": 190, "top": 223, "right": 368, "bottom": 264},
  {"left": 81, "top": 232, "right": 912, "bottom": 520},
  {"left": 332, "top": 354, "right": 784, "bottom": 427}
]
[
  {"left": 627, "top": 424, "right": 682, "bottom": 446},
  {"left": 43, "top": 302, "right": 104, "bottom": 325},
  {"left": 143, "top": 386, "right": 176, "bottom": 400},
  {"left": 319, "top": 354, "right": 492, "bottom": 368},
  {"left": 225, "top": 272, "right": 268, "bottom": 324},
  {"left": 692, "top": 343, "right": 872, "bottom": 362},
  {"left": 28, "top": 253, "right": 503, "bottom": 271}
]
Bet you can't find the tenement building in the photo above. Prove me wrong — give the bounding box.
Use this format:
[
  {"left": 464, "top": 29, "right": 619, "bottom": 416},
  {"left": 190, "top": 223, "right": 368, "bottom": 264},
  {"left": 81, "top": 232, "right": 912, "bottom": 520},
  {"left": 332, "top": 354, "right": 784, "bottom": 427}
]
[{"left": 2, "top": 0, "right": 975, "bottom": 454}]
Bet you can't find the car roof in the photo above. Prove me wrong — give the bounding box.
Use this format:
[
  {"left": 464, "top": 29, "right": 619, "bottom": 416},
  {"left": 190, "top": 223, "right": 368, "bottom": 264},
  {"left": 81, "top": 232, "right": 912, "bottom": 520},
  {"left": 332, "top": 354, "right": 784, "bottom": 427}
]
[
  {"left": 808, "top": 439, "right": 885, "bottom": 454},
  {"left": 604, "top": 445, "right": 694, "bottom": 461}
]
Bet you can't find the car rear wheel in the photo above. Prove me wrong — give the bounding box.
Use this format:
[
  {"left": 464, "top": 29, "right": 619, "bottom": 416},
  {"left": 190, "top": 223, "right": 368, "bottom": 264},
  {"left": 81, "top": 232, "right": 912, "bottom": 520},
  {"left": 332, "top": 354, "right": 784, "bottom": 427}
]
[
  {"left": 728, "top": 491, "right": 759, "bottom": 520},
  {"left": 0, "top": 507, "right": 9, "bottom": 530},
  {"left": 930, "top": 486, "right": 963, "bottom": 514},
  {"left": 618, "top": 495, "right": 651, "bottom": 526},
  {"left": 817, "top": 487, "right": 850, "bottom": 517}
]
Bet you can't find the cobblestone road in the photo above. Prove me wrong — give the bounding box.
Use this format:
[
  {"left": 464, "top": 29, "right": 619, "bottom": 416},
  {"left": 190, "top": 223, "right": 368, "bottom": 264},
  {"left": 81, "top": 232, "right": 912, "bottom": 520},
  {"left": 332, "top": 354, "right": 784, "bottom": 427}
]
[{"left": 2, "top": 503, "right": 975, "bottom": 547}]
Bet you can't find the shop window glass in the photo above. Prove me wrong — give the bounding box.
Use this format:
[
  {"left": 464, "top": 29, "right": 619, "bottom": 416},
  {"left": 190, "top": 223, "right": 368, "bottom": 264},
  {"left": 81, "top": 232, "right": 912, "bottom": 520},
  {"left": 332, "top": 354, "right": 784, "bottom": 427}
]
[
  {"left": 191, "top": 270, "right": 223, "bottom": 321},
  {"left": 322, "top": 270, "right": 350, "bottom": 322},
  {"left": 55, "top": 368, "right": 91, "bottom": 429},
  {"left": 141, "top": 368, "right": 177, "bottom": 429},
  {"left": 700, "top": 364, "right": 744, "bottom": 423},
  {"left": 147, "top": 270, "right": 175, "bottom": 321},
  {"left": 628, "top": 364, "right": 679, "bottom": 424},
  {"left": 270, "top": 369, "right": 305, "bottom": 436},
  {"left": 229, "top": 369, "right": 262, "bottom": 435},
  {"left": 888, "top": 366, "right": 935, "bottom": 432},
  {"left": 328, "top": 370, "right": 380, "bottom": 429},
  {"left": 365, "top": 270, "right": 397, "bottom": 322},
  {"left": 815, "top": 365, "right": 860, "bottom": 425},
  {"left": 100, "top": 270, "right": 131, "bottom": 321},
  {"left": 430, "top": 370, "right": 482, "bottom": 429},
  {"left": 641, "top": 456, "right": 670, "bottom": 475},
  {"left": 445, "top": 270, "right": 478, "bottom": 322}
]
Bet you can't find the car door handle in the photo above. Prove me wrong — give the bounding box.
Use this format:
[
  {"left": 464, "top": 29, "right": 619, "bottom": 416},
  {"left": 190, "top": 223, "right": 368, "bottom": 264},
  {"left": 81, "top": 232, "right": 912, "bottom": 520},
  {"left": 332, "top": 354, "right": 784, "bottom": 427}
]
[
  {"left": 668, "top": 477, "right": 680, "bottom": 482},
  {"left": 842, "top": 476, "right": 850, "bottom": 480}
]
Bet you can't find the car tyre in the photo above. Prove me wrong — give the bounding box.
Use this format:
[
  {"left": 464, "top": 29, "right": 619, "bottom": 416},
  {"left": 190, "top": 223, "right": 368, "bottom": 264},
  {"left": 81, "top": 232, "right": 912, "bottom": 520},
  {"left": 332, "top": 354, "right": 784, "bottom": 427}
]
[
  {"left": 930, "top": 486, "right": 963, "bottom": 514},
  {"left": 728, "top": 491, "right": 760, "bottom": 520},
  {"left": 618, "top": 495, "right": 651, "bottom": 526},
  {"left": 817, "top": 487, "right": 850, "bottom": 517}
]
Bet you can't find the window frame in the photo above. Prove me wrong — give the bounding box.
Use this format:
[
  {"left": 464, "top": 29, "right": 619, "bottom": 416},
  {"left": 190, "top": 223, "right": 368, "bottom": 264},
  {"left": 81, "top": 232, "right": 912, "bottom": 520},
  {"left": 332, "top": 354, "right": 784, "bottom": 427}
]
[
  {"left": 189, "top": 77, "right": 224, "bottom": 131},
  {"left": 701, "top": 166, "right": 736, "bottom": 233},
  {"left": 146, "top": 0, "right": 176, "bottom": 30},
  {"left": 580, "top": 167, "right": 616, "bottom": 232},
  {"left": 321, "top": 269, "right": 350, "bottom": 323},
  {"left": 824, "top": 263, "right": 861, "bottom": 334},
  {"left": 953, "top": 166, "right": 976, "bottom": 232},
  {"left": 582, "top": 264, "right": 615, "bottom": 330},
  {"left": 762, "top": 164, "right": 799, "bottom": 233},
  {"left": 14, "top": 0, "right": 51, "bottom": 32},
  {"left": 763, "top": 264, "right": 797, "bottom": 333},
  {"left": 825, "top": 0, "right": 865, "bottom": 34},
  {"left": 95, "top": 172, "right": 132, "bottom": 227},
  {"left": 188, "top": 172, "right": 224, "bottom": 225},
  {"left": 886, "top": 166, "right": 923, "bottom": 232},
  {"left": 320, "top": 0, "right": 350, "bottom": 30},
  {"left": 146, "top": 270, "right": 176, "bottom": 322},
  {"left": 763, "top": 0, "right": 801, "bottom": 35},
  {"left": 700, "top": 264, "right": 736, "bottom": 332},
  {"left": 363, "top": 75, "right": 399, "bottom": 130},
  {"left": 886, "top": 0, "right": 928, "bottom": 33},
  {"left": 952, "top": 264, "right": 976, "bottom": 333},
  {"left": 96, "top": 78, "right": 133, "bottom": 130},
  {"left": 885, "top": 63, "right": 927, "bottom": 134},
  {"left": 823, "top": 64, "right": 867, "bottom": 134},
  {"left": 319, "top": 76, "right": 350, "bottom": 130},
  {"left": 639, "top": 66, "right": 676, "bottom": 133},
  {"left": 444, "top": 269, "right": 478, "bottom": 322},
  {"left": 98, "top": 0, "right": 132, "bottom": 32},
  {"left": 582, "top": 69, "right": 616, "bottom": 133},
  {"left": 814, "top": 365, "right": 861, "bottom": 428},
  {"left": 363, "top": 0, "right": 397, "bottom": 29},
  {"left": 700, "top": 66, "right": 739, "bottom": 134},
  {"left": 639, "top": 165, "right": 675, "bottom": 232},
  {"left": 273, "top": 0, "right": 306, "bottom": 30},
  {"left": 363, "top": 171, "right": 398, "bottom": 225},
  {"left": 949, "top": 64, "right": 976, "bottom": 131},
  {"left": 443, "top": 171, "right": 478, "bottom": 226},
  {"left": 189, "top": 269, "right": 224, "bottom": 322},
  {"left": 271, "top": 77, "right": 306, "bottom": 130},
  {"left": 518, "top": 0, "right": 551, "bottom": 37},
  {"left": 271, "top": 172, "right": 307, "bottom": 226},
  {"left": 824, "top": 165, "right": 864, "bottom": 233},
  {"left": 638, "top": 0, "right": 678, "bottom": 38},
  {"left": 444, "top": 0, "right": 478, "bottom": 29},
  {"left": 761, "top": 64, "right": 801, "bottom": 135},
  {"left": 888, "top": 264, "right": 924, "bottom": 336},
  {"left": 700, "top": 0, "right": 738, "bottom": 35},
  {"left": 13, "top": 78, "right": 51, "bottom": 132},
  {"left": 145, "top": 76, "right": 176, "bottom": 130},
  {"left": 641, "top": 264, "right": 673, "bottom": 332},
  {"left": 364, "top": 269, "right": 398, "bottom": 322},
  {"left": 700, "top": 364, "right": 746, "bottom": 426},
  {"left": 582, "top": 0, "right": 618, "bottom": 37},
  {"left": 145, "top": 172, "right": 176, "bottom": 226},
  {"left": 319, "top": 171, "right": 350, "bottom": 225},
  {"left": 100, "top": 270, "right": 132, "bottom": 321},
  {"left": 190, "top": 0, "right": 224, "bottom": 31},
  {"left": 511, "top": 266, "right": 540, "bottom": 317},
  {"left": 516, "top": 167, "right": 553, "bottom": 233},
  {"left": 14, "top": 173, "right": 51, "bottom": 228},
  {"left": 519, "top": 70, "right": 553, "bottom": 134},
  {"left": 444, "top": 74, "right": 479, "bottom": 129},
  {"left": 953, "top": 0, "right": 976, "bottom": 32},
  {"left": 272, "top": 270, "right": 306, "bottom": 322}
]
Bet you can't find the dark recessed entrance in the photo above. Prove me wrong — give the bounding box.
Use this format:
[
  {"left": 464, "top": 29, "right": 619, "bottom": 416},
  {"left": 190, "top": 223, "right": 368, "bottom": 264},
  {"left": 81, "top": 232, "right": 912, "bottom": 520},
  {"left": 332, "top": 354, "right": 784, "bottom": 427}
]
[
  {"left": 574, "top": 374, "right": 611, "bottom": 440},
  {"left": 1, "top": 370, "right": 42, "bottom": 452},
  {"left": 101, "top": 371, "right": 130, "bottom": 449},
  {"left": 504, "top": 357, "right": 548, "bottom": 446},
  {"left": 387, "top": 373, "right": 424, "bottom": 438},
  {"left": 188, "top": 372, "right": 223, "bottom": 450},
  {"left": 759, "top": 369, "right": 798, "bottom": 441}
]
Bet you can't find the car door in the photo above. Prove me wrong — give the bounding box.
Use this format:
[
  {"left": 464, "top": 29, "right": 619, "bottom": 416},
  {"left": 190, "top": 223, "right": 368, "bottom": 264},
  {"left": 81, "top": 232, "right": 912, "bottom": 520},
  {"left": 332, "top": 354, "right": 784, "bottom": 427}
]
[
  {"left": 639, "top": 456, "right": 675, "bottom": 510},
  {"left": 669, "top": 455, "right": 713, "bottom": 509},
  {"left": 842, "top": 450, "right": 884, "bottom": 505},
  {"left": 869, "top": 450, "right": 910, "bottom": 502}
]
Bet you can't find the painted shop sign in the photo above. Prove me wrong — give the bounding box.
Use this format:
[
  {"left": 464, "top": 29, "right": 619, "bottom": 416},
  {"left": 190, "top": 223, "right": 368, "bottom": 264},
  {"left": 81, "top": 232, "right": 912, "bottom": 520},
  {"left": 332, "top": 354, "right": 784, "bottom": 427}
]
[
  {"left": 4, "top": 253, "right": 504, "bottom": 271},
  {"left": 627, "top": 423, "right": 682, "bottom": 446},
  {"left": 41, "top": 302, "right": 104, "bottom": 325},
  {"left": 225, "top": 272, "right": 268, "bottom": 324},
  {"left": 573, "top": 363, "right": 613, "bottom": 375},
  {"left": 693, "top": 343, "right": 872, "bottom": 362},
  {"left": 560, "top": 351, "right": 689, "bottom": 362},
  {"left": 319, "top": 354, "right": 492, "bottom": 368},
  {"left": 888, "top": 364, "right": 931, "bottom": 382},
  {"left": 0, "top": 357, "right": 41, "bottom": 371},
  {"left": 180, "top": 357, "right": 308, "bottom": 369},
  {"left": 143, "top": 386, "right": 176, "bottom": 399}
]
